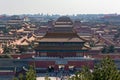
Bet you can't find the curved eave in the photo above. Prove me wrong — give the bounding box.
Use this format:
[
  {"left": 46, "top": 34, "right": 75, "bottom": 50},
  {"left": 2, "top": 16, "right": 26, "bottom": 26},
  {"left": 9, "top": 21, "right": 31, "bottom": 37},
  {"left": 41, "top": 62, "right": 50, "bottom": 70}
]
[{"left": 35, "top": 49, "right": 88, "bottom": 52}]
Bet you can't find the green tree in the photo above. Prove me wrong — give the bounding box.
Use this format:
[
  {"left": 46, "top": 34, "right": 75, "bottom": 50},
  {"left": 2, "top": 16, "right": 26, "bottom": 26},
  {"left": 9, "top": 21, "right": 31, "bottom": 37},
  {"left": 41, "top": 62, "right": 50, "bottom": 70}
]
[
  {"left": 45, "top": 74, "right": 51, "bottom": 80},
  {"left": 101, "top": 46, "right": 107, "bottom": 53},
  {"left": 26, "top": 65, "right": 36, "bottom": 80},
  {"left": 69, "top": 66, "right": 93, "bottom": 80},
  {"left": 18, "top": 73, "right": 24, "bottom": 80},
  {"left": 18, "top": 46, "right": 28, "bottom": 53},
  {"left": 101, "top": 45, "right": 115, "bottom": 53},
  {"left": 108, "top": 45, "right": 115, "bottom": 53},
  {"left": 0, "top": 54, "right": 12, "bottom": 58},
  {"left": 13, "top": 77, "right": 18, "bottom": 80},
  {"left": 3, "top": 28, "right": 9, "bottom": 34},
  {"left": 3, "top": 45, "right": 12, "bottom": 54},
  {"left": 69, "top": 57, "right": 120, "bottom": 80},
  {"left": 93, "top": 57, "right": 120, "bottom": 80},
  {"left": 89, "top": 41, "right": 95, "bottom": 47}
]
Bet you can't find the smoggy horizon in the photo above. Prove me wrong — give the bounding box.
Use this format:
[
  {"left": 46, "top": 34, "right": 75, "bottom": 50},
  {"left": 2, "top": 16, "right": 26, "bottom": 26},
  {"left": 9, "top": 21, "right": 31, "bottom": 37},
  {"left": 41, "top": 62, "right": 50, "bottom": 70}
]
[{"left": 1, "top": 0, "right": 120, "bottom": 15}]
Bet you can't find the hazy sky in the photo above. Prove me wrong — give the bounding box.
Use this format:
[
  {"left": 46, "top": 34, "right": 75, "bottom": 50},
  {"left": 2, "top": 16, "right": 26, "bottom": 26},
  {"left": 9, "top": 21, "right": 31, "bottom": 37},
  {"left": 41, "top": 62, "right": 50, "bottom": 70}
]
[{"left": 0, "top": 0, "right": 120, "bottom": 15}]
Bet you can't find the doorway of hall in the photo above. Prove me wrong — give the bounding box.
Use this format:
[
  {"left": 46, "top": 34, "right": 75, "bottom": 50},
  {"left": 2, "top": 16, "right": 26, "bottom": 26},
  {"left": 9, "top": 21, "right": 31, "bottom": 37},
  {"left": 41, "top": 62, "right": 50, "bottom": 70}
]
[
  {"left": 47, "top": 65, "right": 54, "bottom": 72},
  {"left": 58, "top": 65, "right": 65, "bottom": 71},
  {"left": 69, "top": 66, "right": 76, "bottom": 73}
]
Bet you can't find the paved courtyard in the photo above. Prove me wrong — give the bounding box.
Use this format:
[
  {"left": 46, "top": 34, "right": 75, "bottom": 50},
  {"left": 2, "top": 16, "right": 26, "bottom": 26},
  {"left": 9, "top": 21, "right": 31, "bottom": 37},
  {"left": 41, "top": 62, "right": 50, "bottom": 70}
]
[
  {"left": 36, "top": 71, "right": 74, "bottom": 80},
  {"left": 37, "top": 77, "right": 61, "bottom": 80}
]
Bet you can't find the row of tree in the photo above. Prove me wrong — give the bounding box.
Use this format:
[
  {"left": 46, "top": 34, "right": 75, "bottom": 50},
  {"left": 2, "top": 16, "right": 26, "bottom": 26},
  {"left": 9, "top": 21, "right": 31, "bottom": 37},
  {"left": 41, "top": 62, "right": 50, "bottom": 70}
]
[
  {"left": 69, "top": 57, "right": 120, "bottom": 80},
  {"left": 101, "top": 45, "right": 115, "bottom": 53},
  {"left": 13, "top": 65, "right": 36, "bottom": 80}
]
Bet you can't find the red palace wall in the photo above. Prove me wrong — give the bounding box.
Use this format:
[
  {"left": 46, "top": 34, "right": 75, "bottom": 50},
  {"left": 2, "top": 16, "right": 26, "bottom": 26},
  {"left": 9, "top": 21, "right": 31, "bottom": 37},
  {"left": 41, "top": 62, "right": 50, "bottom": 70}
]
[
  {"left": 11, "top": 53, "right": 35, "bottom": 59},
  {"left": 92, "top": 54, "right": 120, "bottom": 59},
  {"left": 0, "top": 72, "right": 15, "bottom": 75},
  {"left": 47, "top": 52, "right": 77, "bottom": 57},
  {"left": 38, "top": 52, "right": 89, "bottom": 57},
  {"left": 35, "top": 61, "right": 55, "bottom": 68},
  {"left": 68, "top": 61, "right": 94, "bottom": 69},
  {"left": 29, "top": 60, "right": 94, "bottom": 70}
]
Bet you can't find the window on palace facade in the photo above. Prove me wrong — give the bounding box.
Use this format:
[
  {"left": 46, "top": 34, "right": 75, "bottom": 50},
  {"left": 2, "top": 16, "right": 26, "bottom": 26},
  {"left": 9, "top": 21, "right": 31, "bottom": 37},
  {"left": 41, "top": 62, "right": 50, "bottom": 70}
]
[
  {"left": 40, "top": 53, "right": 47, "bottom": 57},
  {"left": 76, "top": 53, "right": 83, "bottom": 57}
]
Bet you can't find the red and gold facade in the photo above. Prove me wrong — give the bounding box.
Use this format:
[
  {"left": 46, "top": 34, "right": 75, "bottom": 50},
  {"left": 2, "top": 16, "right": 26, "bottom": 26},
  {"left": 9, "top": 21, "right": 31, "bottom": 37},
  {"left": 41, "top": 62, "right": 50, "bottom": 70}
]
[{"left": 34, "top": 16, "right": 93, "bottom": 71}]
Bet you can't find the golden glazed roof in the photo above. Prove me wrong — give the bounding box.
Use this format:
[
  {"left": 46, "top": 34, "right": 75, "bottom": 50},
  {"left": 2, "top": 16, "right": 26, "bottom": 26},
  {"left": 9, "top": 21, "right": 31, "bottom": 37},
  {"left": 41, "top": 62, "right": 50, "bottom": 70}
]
[
  {"left": 38, "top": 32, "right": 86, "bottom": 42},
  {"left": 55, "top": 16, "right": 73, "bottom": 25}
]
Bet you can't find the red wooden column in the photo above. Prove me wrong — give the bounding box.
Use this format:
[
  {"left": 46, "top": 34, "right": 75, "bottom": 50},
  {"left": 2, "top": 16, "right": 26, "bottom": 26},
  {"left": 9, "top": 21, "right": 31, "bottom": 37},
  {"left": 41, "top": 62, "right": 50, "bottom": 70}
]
[
  {"left": 65, "top": 65, "right": 69, "bottom": 71},
  {"left": 54, "top": 65, "right": 59, "bottom": 71}
]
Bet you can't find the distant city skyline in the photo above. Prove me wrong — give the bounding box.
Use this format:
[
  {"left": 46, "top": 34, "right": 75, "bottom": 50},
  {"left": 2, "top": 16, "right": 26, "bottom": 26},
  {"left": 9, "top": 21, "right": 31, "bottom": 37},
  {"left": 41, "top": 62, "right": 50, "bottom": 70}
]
[{"left": 0, "top": 0, "right": 120, "bottom": 15}]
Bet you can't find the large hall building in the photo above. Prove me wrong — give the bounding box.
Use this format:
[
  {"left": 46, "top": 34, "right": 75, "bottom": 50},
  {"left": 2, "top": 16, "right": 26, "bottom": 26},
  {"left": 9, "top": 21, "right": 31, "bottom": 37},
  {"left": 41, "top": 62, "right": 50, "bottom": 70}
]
[{"left": 33, "top": 16, "right": 94, "bottom": 71}]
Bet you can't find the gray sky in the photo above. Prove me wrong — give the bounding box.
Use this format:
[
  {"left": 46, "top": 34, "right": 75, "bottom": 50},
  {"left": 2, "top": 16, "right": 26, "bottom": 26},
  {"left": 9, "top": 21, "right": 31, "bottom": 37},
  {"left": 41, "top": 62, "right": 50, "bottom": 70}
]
[{"left": 0, "top": 0, "right": 120, "bottom": 15}]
